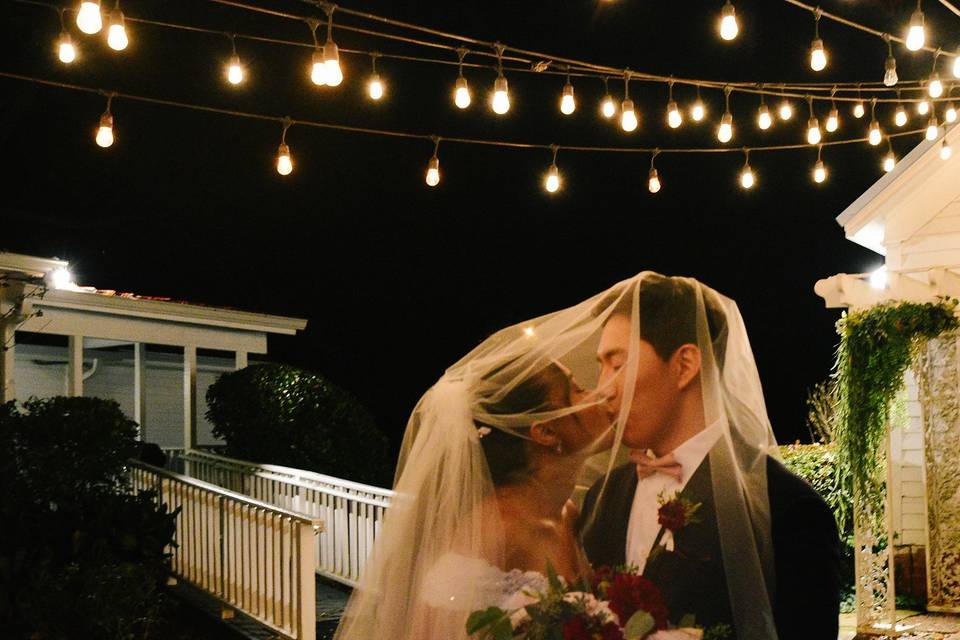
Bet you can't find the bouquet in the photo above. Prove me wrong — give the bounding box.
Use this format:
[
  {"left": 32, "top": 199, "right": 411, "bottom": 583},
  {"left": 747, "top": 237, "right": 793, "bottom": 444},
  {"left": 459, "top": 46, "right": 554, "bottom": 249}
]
[{"left": 466, "top": 564, "right": 707, "bottom": 640}]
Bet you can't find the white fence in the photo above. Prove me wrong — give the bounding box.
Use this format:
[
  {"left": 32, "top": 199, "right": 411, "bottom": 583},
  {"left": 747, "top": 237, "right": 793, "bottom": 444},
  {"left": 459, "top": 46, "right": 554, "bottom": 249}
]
[
  {"left": 130, "top": 461, "right": 322, "bottom": 639},
  {"left": 167, "top": 449, "right": 393, "bottom": 587}
]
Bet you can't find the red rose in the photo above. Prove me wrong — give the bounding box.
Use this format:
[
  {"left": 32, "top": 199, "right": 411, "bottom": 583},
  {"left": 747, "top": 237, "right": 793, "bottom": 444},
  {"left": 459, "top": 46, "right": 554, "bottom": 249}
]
[
  {"left": 592, "top": 565, "right": 615, "bottom": 595},
  {"left": 562, "top": 614, "right": 592, "bottom": 640},
  {"left": 605, "top": 573, "right": 669, "bottom": 630},
  {"left": 599, "top": 621, "right": 625, "bottom": 640},
  {"left": 658, "top": 500, "right": 688, "bottom": 532}
]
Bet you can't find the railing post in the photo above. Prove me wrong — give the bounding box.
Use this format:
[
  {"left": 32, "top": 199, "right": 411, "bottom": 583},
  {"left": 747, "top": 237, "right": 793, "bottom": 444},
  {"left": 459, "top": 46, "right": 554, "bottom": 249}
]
[{"left": 298, "top": 522, "right": 318, "bottom": 640}]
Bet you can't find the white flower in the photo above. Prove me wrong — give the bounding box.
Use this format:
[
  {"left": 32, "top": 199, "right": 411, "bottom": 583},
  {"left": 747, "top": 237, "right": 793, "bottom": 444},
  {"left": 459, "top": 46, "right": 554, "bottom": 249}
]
[
  {"left": 501, "top": 589, "right": 540, "bottom": 629},
  {"left": 562, "top": 592, "right": 619, "bottom": 625}
]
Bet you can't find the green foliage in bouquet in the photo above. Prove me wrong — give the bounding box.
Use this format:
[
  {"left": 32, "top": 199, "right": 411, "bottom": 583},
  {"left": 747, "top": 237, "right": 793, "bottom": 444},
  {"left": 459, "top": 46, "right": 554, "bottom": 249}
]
[{"left": 206, "top": 363, "right": 392, "bottom": 485}]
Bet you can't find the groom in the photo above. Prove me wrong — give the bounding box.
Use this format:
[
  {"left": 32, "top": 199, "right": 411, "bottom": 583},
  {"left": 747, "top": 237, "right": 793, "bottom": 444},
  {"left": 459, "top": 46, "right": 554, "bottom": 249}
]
[{"left": 579, "top": 276, "right": 840, "bottom": 640}]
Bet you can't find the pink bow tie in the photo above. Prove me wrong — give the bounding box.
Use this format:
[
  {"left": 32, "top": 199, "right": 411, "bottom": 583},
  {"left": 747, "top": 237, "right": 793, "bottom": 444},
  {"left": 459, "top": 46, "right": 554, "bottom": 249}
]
[{"left": 631, "top": 450, "right": 684, "bottom": 482}]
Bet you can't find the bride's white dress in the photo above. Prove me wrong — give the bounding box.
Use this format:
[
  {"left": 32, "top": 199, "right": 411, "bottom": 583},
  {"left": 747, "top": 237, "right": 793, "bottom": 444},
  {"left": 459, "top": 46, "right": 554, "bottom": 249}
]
[{"left": 420, "top": 552, "right": 549, "bottom": 612}]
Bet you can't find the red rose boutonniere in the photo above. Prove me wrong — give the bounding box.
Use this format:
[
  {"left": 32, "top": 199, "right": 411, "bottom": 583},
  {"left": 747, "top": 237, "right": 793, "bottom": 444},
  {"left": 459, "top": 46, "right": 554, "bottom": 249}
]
[{"left": 657, "top": 493, "right": 702, "bottom": 535}]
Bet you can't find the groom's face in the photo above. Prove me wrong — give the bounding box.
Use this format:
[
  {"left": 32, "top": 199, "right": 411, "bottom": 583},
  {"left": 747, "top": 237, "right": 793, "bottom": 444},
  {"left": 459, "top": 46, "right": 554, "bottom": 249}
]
[{"left": 596, "top": 313, "right": 678, "bottom": 450}]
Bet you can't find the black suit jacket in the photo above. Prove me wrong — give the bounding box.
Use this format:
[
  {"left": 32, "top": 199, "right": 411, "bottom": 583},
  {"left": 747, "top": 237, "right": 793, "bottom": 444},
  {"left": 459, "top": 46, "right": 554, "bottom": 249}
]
[{"left": 579, "top": 452, "right": 840, "bottom": 640}]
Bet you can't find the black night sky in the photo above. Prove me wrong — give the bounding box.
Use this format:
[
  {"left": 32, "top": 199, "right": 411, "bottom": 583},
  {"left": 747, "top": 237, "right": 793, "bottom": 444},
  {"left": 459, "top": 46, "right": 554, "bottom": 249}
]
[{"left": 2, "top": 0, "right": 942, "bottom": 453}]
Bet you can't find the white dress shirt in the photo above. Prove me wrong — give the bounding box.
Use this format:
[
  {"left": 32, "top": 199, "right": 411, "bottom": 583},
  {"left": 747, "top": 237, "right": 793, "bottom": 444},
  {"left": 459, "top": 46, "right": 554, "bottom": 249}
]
[{"left": 625, "top": 421, "right": 722, "bottom": 572}]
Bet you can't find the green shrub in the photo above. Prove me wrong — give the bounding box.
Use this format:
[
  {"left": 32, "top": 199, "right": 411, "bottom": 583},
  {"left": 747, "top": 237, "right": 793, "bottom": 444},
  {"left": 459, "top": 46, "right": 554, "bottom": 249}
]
[
  {"left": 206, "top": 363, "right": 391, "bottom": 486},
  {"left": 0, "top": 397, "right": 178, "bottom": 639}
]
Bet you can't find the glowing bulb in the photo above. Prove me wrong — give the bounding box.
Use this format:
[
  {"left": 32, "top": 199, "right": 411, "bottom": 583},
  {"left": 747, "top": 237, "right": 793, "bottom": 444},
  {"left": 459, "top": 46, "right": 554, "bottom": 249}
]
[
  {"left": 779, "top": 100, "right": 793, "bottom": 121},
  {"left": 425, "top": 156, "right": 440, "bottom": 187},
  {"left": 106, "top": 12, "right": 127, "bottom": 51},
  {"left": 717, "top": 112, "right": 733, "bottom": 143},
  {"left": 813, "top": 159, "right": 827, "bottom": 183},
  {"left": 941, "top": 140, "right": 953, "bottom": 160},
  {"left": 906, "top": 9, "right": 925, "bottom": 52},
  {"left": 691, "top": 99, "right": 706, "bottom": 122},
  {"left": 826, "top": 108, "right": 839, "bottom": 133},
  {"left": 492, "top": 75, "right": 510, "bottom": 115},
  {"left": 311, "top": 51, "right": 327, "bottom": 86},
  {"left": 545, "top": 164, "right": 560, "bottom": 193},
  {"left": 50, "top": 267, "right": 73, "bottom": 290},
  {"left": 559, "top": 81, "right": 576, "bottom": 115},
  {"left": 895, "top": 106, "right": 907, "bottom": 127},
  {"left": 740, "top": 165, "right": 755, "bottom": 189},
  {"left": 807, "top": 117, "right": 822, "bottom": 145},
  {"left": 810, "top": 39, "right": 827, "bottom": 72},
  {"left": 946, "top": 103, "right": 958, "bottom": 123},
  {"left": 884, "top": 56, "right": 898, "bottom": 87},
  {"left": 870, "top": 266, "right": 888, "bottom": 289},
  {"left": 918, "top": 99, "right": 930, "bottom": 115},
  {"left": 620, "top": 99, "right": 638, "bottom": 132},
  {"left": 323, "top": 43, "right": 343, "bottom": 87},
  {"left": 454, "top": 76, "right": 471, "bottom": 109},
  {"left": 58, "top": 32, "right": 76, "bottom": 64},
  {"left": 648, "top": 168, "right": 661, "bottom": 193},
  {"left": 719, "top": 1, "right": 739, "bottom": 41},
  {"left": 868, "top": 120, "right": 882, "bottom": 146},
  {"left": 226, "top": 54, "right": 244, "bottom": 85},
  {"left": 757, "top": 104, "right": 772, "bottom": 130},
  {"left": 929, "top": 74, "right": 944, "bottom": 98},
  {"left": 368, "top": 73, "right": 384, "bottom": 100},
  {"left": 76, "top": 1, "right": 102, "bottom": 35},
  {"left": 95, "top": 112, "right": 113, "bottom": 148},
  {"left": 853, "top": 102, "right": 865, "bottom": 119},
  {"left": 667, "top": 101, "right": 682, "bottom": 128},
  {"left": 927, "top": 116, "right": 939, "bottom": 140},
  {"left": 883, "top": 151, "right": 896, "bottom": 172},
  {"left": 276, "top": 143, "right": 293, "bottom": 176},
  {"left": 601, "top": 94, "right": 616, "bottom": 119}
]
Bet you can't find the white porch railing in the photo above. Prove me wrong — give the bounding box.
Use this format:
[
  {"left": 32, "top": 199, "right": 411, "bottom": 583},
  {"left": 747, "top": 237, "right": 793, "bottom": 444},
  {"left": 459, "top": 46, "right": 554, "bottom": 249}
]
[
  {"left": 168, "top": 449, "right": 393, "bottom": 587},
  {"left": 129, "top": 461, "right": 322, "bottom": 639}
]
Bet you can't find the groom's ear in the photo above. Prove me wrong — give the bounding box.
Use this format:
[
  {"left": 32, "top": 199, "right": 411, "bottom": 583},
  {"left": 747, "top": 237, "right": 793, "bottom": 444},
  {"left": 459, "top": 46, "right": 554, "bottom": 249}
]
[
  {"left": 529, "top": 421, "right": 560, "bottom": 449},
  {"left": 672, "top": 344, "right": 702, "bottom": 391}
]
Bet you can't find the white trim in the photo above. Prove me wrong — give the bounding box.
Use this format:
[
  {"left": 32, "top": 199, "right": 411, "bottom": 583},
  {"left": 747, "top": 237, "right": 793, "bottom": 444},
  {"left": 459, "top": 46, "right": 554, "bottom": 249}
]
[{"left": 0, "top": 252, "right": 68, "bottom": 278}]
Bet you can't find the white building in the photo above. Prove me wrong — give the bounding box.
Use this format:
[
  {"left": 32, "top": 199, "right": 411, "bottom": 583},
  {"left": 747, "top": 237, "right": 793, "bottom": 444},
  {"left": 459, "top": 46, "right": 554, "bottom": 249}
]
[{"left": 0, "top": 252, "right": 307, "bottom": 448}]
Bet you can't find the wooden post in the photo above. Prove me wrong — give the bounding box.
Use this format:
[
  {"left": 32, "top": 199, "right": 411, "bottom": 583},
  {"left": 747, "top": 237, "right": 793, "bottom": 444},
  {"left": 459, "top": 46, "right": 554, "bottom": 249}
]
[
  {"left": 183, "top": 345, "right": 197, "bottom": 451},
  {"left": 0, "top": 320, "right": 14, "bottom": 404},
  {"left": 67, "top": 335, "right": 83, "bottom": 397},
  {"left": 134, "top": 343, "right": 148, "bottom": 441},
  {"left": 297, "top": 522, "right": 318, "bottom": 640},
  {"left": 235, "top": 350, "right": 247, "bottom": 370}
]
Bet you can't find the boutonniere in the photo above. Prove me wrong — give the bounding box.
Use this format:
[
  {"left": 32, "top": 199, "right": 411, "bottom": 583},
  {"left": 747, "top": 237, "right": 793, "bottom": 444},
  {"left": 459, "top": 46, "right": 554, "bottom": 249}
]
[{"left": 657, "top": 492, "right": 702, "bottom": 535}]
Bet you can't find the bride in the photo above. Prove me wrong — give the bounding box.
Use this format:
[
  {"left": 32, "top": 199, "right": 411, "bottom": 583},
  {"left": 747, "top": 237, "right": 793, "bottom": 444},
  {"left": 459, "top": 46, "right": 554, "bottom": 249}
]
[{"left": 334, "top": 273, "right": 783, "bottom": 640}]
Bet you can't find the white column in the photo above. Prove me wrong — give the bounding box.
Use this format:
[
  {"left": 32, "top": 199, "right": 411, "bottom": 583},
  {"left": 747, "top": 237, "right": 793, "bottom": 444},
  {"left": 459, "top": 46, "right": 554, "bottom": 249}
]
[
  {"left": 67, "top": 336, "right": 84, "bottom": 397},
  {"left": 183, "top": 345, "right": 197, "bottom": 451},
  {"left": 134, "top": 343, "right": 148, "bottom": 440},
  {"left": 0, "top": 321, "right": 14, "bottom": 404},
  {"left": 235, "top": 350, "right": 248, "bottom": 370}
]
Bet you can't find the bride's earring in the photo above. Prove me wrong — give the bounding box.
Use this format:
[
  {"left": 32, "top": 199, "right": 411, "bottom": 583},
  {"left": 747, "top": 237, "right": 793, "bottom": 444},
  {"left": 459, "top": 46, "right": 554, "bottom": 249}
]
[{"left": 555, "top": 441, "right": 563, "bottom": 455}]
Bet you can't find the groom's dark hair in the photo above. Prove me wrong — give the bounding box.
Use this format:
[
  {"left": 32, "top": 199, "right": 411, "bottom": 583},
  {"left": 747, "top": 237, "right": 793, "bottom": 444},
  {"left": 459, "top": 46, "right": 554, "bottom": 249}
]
[{"left": 599, "top": 275, "right": 729, "bottom": 367}]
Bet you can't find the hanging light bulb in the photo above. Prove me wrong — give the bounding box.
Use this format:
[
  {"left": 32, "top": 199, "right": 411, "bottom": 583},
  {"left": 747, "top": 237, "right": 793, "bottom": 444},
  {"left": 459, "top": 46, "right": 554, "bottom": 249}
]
[
  {"left": 648, "top": 150, "right": 661, "bottom": 193},
  {"left": 719, "top": 0, "right": 739, "bottom": 41},
  {"left": 276, "top": 119, "right": 294, "bottom": 176},
  {"left": 942, "top": 138, "right": 953, "bottom": 160},
  {"left": 620, "top": 73, "right": 637, "bottom": 132},
  {"left": 739, "top": 149, "right": 755, "bottom": 189},
  {"left": 225, "top": 36, "right": 244, "bottom": 85},
  {"left": 905, "top": 4, "right": 925, "bottom": 52},
  {"left": 95, "top": 112, "right": 113, "bottom": 148},
  {"left": 809, "top": 11, "right": 827, "bottom": 71},
  {"left": 560, "top": 76, "right": 576, "bottom": 115},
  {"left": 807, "top": 118, "right": 821, "bottom": 144},
  {"left": 882, "top": 35, "right": 898, "bottom": 87},
  {"left": 779, "top": 98, "right": 794, "bottom": 121},
  {"left": 927, "top": 114, "right": 940, "bottom": 140},
  {"left": 918, "top": 98, "right": 930, "bottom": 115},
  {"left": 883, "top": 140, "right": 897, "bottom": 172},
  {"left": 310, "top": 48, "right": 327, "bottom": 86},
  {"left": 601, "top": 95, "right": 616, "bottom": 118},
  {"left": 895, "top": 104, "right": 908, "bottom": 127},
  {"left": 321, "top": 6, "right": 343, "bottom": 87},
  {"left": 544, "top": 146, "right": 561, "bottom": 193},
  {"left": 929, "top": 71, "right": 944, "bottom": 98},
  {"left": 826, "top": 105, "right": 839, "bottom": 133},
  {"left": 664, "top": 80, "right": 682, "bottom": 128},
  {"left": 58, "top": 31, "right": 77, "bottom": 64},
  {"left": 946, "top": 101, "right": 958, "bottom": 123},
  {"left": 718, "top": 86, "right": 734, "bottom": 142},
  {"left": 454, "top": 76, "right": 471, "bottom": 109},
  {"left": 76, "top": 1, "right": 102, "bottom": 35},
  {"left": 367, "top": 54, "right": 384, "bottom": 101},
  {"left": 425, "top": 137, "right": 441, "bottom": 187},
  {"left": 106, "top": 8, "right": 128, "bottom": 51},
  {"left": 813, "top": 159, "right": 827, "bottom": 183},
  {"left": 757, "top": 102, "right": 772, "bottom": 130},
  {"left": 853, "top": 102, "right": 865, "bottom": 118},
  {"left": 691, "top": 87, "right": 706, "bottom": 122},
  {"left": 868, "top": 100, "right": 883, "bottom": 146},
  {"left": 492, "top": 74, "right": 510, "bottom": 114}
]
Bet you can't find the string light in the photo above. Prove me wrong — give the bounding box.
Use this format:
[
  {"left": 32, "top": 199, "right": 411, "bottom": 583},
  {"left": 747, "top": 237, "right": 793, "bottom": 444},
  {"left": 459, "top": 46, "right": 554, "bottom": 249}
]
[
  {"left": 600, "top": 77, "right": 616, "bottom": 119},
  {"left": 367, "top": 53, "right": 384, "bottom": 101},
  {"left": 94, "top": 93, "right": 114, "bottom": 148},
  {"left": 718, "top": 86, "right": 733, "bottom": 143},
  {"left": 941, "top": 138, "right": 953, "bottom": 160},
  {"left": 926, "top": 114, "right": 939, "bottom": 140},
  {"left": 868, "top": 98, "right": 883, "bottom": 146},
  {"left": 425, "top": 135, "right": 440, "bottom": 187},
  {"left": 648, "top": 149, "right": 661, "bottom": 193},
  {"left": 806, "top": 97, "right": 821, "bottom": 145},
  {"left": 928, "top": 53, "right": 944, "bottom": 98},
  {"left": 691, "top": 85, "right": 706, "bottom": 122},
  {"left": 560, "top": 73, "right": 576, "bottom": 115},
  {"left": 905, "top": 1, "right": 925, "bottom": 52},
  {"left": 883, "top": 139, "right": 897, "bottom": 172},
  {"left": 778, "top": 93, "right": 794, "bottom": 121},
  {"left": 739, "top": 148, "right": 755, "bottom": 189},
  {"left": 825, "top": 90, "right": 839, "bottom": 133},
  {"left": 666, "top": 80, "right": 682, "bottom": 129},
  {"left": 813, "top": 144, "right": 827, "bottom": 184},
  {"left": 453, "top": 48, "right": 471, "bottom": 109},
  {"left": 309, "top": 22, "right": 327, "bottom": 86},
  {"left": 544, "top": 145, "right": 561, "bottom": 193},
  {"left": 917, "top": 96, "right": 930, "bottom": 115},
  {"left": 719, "top": 0, "right": 739, "bottom": 41},
  {"left": 492, "top": 44, "right": 510, "bottom": 115},
  {"left": 853, "top": 85, "right": 865, "bottom": 119},
  {"left": 321, "top": 4, "right": 343, "bottom": 87},
  {"left": 76, "top": 0, "right": 102, "bottom": 35},
  {"left": 57, "top": 10, "right": 77, "bottom": 64},
  {"left": 809, "top": 10, "right": 827, "bottom": 72},
  {"left": 276, "top": 117, "right": 293, "bottom": 176},
  {"left": 946, "top": 100, "right": 958, "bottom": 123},
  {"left": 895, "top": 93, "right": 908, "bottom": 127},
  {"left": 883, "top": 35, "right": 898, "bottom": 87},
  {"left": 621, "top": 72, "right": 638, "bottom": 132},
  {"left": 106, "top": 2, "right": 128, "bottom": 52},
  {"left": 225, "top": 35, "right": 244, "bottom": 85},
  {"left": 757, "top": 93, "right": 772, "bottom": 130}
]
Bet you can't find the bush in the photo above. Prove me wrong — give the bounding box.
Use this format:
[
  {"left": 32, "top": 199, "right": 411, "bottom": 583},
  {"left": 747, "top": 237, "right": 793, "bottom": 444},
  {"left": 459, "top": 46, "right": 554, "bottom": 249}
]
[
  {"left": 0, "top": 397, "right": 178, "bottom": 639},
  {"left": 206, "top": 363, "right": 391, "bottom": 486}
]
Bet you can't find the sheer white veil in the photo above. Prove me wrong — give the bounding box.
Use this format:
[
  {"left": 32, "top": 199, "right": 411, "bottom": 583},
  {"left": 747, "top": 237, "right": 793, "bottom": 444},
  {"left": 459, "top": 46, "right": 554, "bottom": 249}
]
[{"left": 334, "top": 272, "right": 780, "bottom": 640}]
